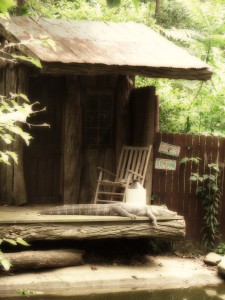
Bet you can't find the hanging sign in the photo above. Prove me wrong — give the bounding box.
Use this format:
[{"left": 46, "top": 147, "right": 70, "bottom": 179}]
[
  {"left": 159, "top": 142, "right": 181, "bottom": 157},
  {"left": 155, "top": 158, "right": 176, "bottom": 171}
]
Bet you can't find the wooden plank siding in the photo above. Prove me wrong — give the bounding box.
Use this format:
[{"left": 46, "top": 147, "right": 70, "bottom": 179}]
[{"left": 152, "top": 132, "right": 225, "bottom": 242}]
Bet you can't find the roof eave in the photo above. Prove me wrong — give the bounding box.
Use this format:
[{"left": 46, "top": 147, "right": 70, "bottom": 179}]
[{"left": 40, "top": 62, "right": 213, "bottom": 81}]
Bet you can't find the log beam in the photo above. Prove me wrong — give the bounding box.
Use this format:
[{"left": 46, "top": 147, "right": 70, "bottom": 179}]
[
  {"left": 0, "top": 218, "right": 185, "bottom": 241},
  {"left": 41, "top": 63, "right": 212, "bottom": 81},
  {"left": 1, "top": 249, "right": 84, "bottom": 271}
]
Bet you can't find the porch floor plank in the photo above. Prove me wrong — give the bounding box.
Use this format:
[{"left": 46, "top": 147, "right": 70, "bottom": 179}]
[
  {"left": 0, "top": 205, "right": 183, "bottom": 224},
  {"left": 0, "top": 205, "right": 185, "bottom": 241}
]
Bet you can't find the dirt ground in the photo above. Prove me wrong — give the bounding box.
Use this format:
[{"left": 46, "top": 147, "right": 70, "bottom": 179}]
[{"left": 0, "top": 254, "right": 224, "bottom": 298}]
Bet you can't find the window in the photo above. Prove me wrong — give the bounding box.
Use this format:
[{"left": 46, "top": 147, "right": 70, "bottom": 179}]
[{"left": 85, "top": 91, "right": 114, "bottom": 148}]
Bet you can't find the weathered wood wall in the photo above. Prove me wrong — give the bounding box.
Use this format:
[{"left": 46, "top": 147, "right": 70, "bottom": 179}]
[
  {"left": 24, "top": 76, "right": 64, "bottom": 204},
  {"left": 0, "top": 70, "right": 157, "bottom": 206},
  {"left": 152, "top": 132, "right": 225, "bottom": 241},
  {"left": 0, "top": 66, "right": 28, "bottom": 205}
]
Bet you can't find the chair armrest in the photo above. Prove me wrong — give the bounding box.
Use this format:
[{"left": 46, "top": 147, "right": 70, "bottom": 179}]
[
  {"left": 97, "top": 167, "right": 116, "bottom": 177},
  {"left": 126, "top": 169, "right": 144, "bottom": 179}
]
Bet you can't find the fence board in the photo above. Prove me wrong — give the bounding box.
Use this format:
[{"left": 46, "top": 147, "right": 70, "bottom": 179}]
[{"left": 153, "top": 133, "right": 225, "bottom": 242}]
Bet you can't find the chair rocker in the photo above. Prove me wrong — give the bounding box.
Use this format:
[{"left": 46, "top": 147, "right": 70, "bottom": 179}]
[{"left": 94, "top": 145, "right": 152, "bottom": 204}]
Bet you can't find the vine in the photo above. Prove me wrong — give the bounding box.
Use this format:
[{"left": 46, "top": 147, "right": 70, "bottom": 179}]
[{"left": 180, "top": 158, "right": 221, "bottom": 251}]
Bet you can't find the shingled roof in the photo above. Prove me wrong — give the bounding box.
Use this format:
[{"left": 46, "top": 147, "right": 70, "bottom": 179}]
[{"left": 0, "top": 16, "right": 212, "bottom": 80}]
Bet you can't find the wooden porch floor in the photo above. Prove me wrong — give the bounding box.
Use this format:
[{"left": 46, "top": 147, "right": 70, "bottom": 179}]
[{"left": 0, "top": 205, "right": 185, "bottom": 241}]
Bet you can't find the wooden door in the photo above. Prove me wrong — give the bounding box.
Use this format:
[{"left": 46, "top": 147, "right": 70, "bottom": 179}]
[
  {"left": 129, "top": 86, "right": 158, "bottom": 202},
  {"left": 129, "top": 86, "right": 157, "bottom": 146},
  {"left": 24, "top": 76, "right": 64, "bottom": 204}
]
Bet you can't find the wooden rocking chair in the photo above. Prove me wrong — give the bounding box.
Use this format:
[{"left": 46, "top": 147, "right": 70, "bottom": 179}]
[{"left": 94, "top": 145, "right": 152, "bottom": 203}]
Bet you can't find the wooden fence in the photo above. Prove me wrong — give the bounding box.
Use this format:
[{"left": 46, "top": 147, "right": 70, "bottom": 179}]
[{"left": 152, "top": 132, "right": 225, "bottom": 242}]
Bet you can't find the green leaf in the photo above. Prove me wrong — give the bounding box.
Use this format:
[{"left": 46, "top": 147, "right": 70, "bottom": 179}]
[
  {"left": 204, "top": 34, "right": 225, "bottom": 47},
  {"left": 190, "top": 157, "right": 201, "bottom": 162},
  {"left": 208, "top": 164, "right": 220, "bottom": 172},
  {"left": 0, "top": 0, "right": 16, "bottom": 14},
  {"left": 0, "top": 12, "right": 10, "bottom": 19},
  {"left": 131, "top": 0, "right": 139, "bottom": 10},
  {"left": 192, "top": 173, "right": 199, "bottom": 177},
  {"left": 3, "top": 238, "right": 17, "bottom": 246},
  {"left": 0, "top": 257, "right": 11, "bottom": 271},
  {"left": 211, "top": 184, "right": 219, "bottom": 191},
  {"left": 16, "top": 238, "right": 30, "bottom": 247},
  {"left": 106, "top": 0, "right": 121, "bottom": 8},
  {"left": 19, "top": 94, "right": 30, "bottom": 102},
  {"left": 180, "top": 157, "right": 189, "bottom": 164},
  {"left": 190, "top": 175, "right": 197, "bottom": 181},
  {"left": 209, "top": 174, "right": 216, "bottom": 180},
  {"left": 6, "top": 151, "right": 18, "bottom": 164},
  {"left": 0, "top": 152, "right": 9, "bottom": 164},
  {"left": 45, "top": 39, "right": 57, "bottom": 52},
  {"left": 11, "top": 54, "right": 42, "bottom": 69}
]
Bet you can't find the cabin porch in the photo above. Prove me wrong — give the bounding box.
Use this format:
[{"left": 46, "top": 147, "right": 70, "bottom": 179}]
[{"left": 0, "top": 205, "right": 185, "bottom": 242}]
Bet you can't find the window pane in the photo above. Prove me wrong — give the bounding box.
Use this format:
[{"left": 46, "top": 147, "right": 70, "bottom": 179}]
[
  {"left": 99, "top": 128, "right": 111, "bottom": 145},
  {"left": 100, "top": 95, "right": 113, "bottom": 111},
  {"left": 87, "top": 111, "right": 98, "bottom": 127},
  {"left": 85, "top": 128, "right": 98, "bottom": 145},
  {"left": 99, "top": 112, "right": 111, "bottom": 128},
  {"left": 87, "top": 95, "right": 99, "bottom": 111}
]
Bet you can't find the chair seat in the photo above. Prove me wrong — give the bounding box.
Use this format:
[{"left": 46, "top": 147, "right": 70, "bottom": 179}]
[{"left": 97, "top": 180, "right": 126, "bottom": 187}]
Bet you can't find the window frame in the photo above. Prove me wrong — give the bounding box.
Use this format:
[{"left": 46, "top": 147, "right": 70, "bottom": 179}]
[{"left": 83, "top": 88, "right": 115, "bottom": 149}]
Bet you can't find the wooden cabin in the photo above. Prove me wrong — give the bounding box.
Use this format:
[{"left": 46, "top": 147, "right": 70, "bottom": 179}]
[{"left": 0, "top": 17, "right": 212, "bottom": 208}]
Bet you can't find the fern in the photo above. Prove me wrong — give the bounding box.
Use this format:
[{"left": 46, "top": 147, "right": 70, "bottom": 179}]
[{"left": 162, "top": 27, "right": 202, "bottom": 43}]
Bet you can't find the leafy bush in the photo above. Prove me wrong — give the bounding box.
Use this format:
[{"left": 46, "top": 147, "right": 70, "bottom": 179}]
[{"left": 180, "top": 158, "right": 221, "bottom": 251}]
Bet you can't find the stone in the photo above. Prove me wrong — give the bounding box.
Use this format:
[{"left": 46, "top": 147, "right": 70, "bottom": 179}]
[
  {"left": 204, "top": 252, "right": 222, "bottom": 266},
  {"left": 205, "top": 289, "right": 217, "bottom": 297},
  {"left": 218, "top": 257, "right": 225, "bottom": 278}
]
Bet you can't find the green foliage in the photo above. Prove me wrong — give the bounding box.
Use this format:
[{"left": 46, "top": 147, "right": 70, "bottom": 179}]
[
  {"left": 0, "top": 91, "right": 49, "bottom": 164},
  {"left": 215, "top": 242, "right": 225, "bottom": 255},
  {"left": 18, "top": 289, "right": 36, "bottom": 296},
  {"left": 0, "top": 0, "right": 15, "bottom": 17},
  {"left": 11, "top": 54, "right": 42, "bottom": 69},
  {"left": 22, "top": 0, "right": 225, "bottom": 136},
  {"left": 25, "top": 0, "right": 155, "bottom": 25},
  {"left": 0, "top": 238, "right": 30, "bottom": 271},
  {"left": 0, "top": 93, "right": 39, "bottom": 164},
  {"left": 138, "top": 0, "right": 225, "bottom": 136},
  {"left": 180, "top": 157, "right": 221, "bottom": 251},
  {"left": 148, "top": 238, "right": 174, "bottom": 254},
  {"left": 0, "top": 3, "right": 41, "bottom": 273}
]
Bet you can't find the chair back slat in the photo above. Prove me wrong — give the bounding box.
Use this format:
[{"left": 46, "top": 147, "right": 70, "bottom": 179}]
[
  {"left": 116, "top": 145, "right": 152, "bottom": 185},
  {"left": 134, "top": 150, "right": 143, "bottom": 180},
  {"left": 117, "top": 146, "right": 130, "bottom": 180}
]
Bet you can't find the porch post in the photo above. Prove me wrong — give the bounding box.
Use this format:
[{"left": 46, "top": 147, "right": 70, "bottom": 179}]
[{"left": 63, "top": 77, "right": 82, "bottom": 204}]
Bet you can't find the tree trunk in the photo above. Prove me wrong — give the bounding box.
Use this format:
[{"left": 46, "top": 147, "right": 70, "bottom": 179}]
[
  {"left": 1, "top": 249, "right": 84, "bottom": 271},
  {"left": 16, "top": 0, "right": 26, "bottom": 15},
  {"left": 155, "top": 0, "right": 163, "bottom": 22}
]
